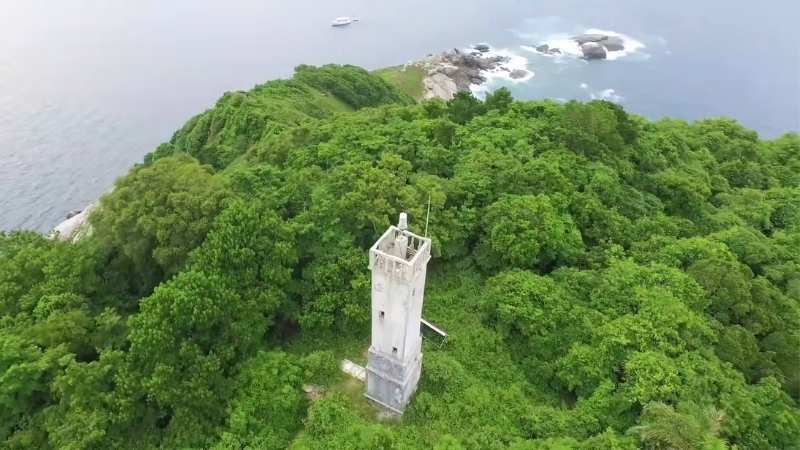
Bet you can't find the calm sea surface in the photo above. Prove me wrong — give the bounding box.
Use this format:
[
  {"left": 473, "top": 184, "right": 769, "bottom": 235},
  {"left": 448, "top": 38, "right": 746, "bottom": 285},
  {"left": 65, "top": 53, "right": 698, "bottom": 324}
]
[{"left": 1, "top": 0, "right": 798, "bottom": 231}]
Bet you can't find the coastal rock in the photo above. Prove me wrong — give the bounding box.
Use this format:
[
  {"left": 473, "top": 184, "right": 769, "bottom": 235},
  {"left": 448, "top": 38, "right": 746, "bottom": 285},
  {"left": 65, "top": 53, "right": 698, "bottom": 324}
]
[
  {"left": 570, "top": 34, "right": 625, "bottom": 53},
  {"left": 581, "top": 42, "right": 607, "bottom": 60},
  {"left": 439, "top": 64, "right": 460, "bottom": 77},
  {"left": 572, "top": 33, "right": 607, "bottom": 45},
  {"left": 422, "top": 48, "right": 513, "bottom": 100},
  {"left": 601, "top": 36, "right": 625, "bottom": 51},
  {"left": 510, "top": 69, "right": 529, "bottom": 79},
  {"left": 50, "top": 203, "right": 96, "bottom": 242},
  {"left": 534, "top": 44, "right": 563, "bottom": 55},
  {"left": 424, "top": 72, "right": 459, "bottom": 100},
  {"left": 473, "top": 44, "right": 491, "bottom": 53}
]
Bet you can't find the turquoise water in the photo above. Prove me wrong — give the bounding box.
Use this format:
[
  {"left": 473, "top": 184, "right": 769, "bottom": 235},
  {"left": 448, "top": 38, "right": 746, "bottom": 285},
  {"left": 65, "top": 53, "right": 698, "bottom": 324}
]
[{"left": 1, "top": 0, "right": 798, "bottom": 231}]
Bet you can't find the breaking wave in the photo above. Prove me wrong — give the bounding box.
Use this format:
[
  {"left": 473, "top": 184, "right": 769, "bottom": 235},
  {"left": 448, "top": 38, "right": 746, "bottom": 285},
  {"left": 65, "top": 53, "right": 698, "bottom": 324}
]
[{"left": 468, "top": 47, "right": 534, "bottom": 97}]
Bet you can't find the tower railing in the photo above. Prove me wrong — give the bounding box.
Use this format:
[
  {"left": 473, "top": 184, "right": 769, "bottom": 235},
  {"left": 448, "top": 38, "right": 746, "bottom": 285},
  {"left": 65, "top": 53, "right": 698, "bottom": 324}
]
[{"left": 369, "top": 226, "right": 431, "bottom": 283}]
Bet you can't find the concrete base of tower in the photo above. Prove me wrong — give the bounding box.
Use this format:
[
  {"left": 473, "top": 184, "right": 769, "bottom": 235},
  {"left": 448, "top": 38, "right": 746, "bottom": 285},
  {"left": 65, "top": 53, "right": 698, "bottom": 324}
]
[{"left": 365, "top": 347, "right": 422, "bottom": 414}]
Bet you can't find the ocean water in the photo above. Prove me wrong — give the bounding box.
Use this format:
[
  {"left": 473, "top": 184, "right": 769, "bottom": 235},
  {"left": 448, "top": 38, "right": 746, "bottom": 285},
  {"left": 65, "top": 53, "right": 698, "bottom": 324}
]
[{"left": 1, "top": 0, "right": 798, "bottom": 232}]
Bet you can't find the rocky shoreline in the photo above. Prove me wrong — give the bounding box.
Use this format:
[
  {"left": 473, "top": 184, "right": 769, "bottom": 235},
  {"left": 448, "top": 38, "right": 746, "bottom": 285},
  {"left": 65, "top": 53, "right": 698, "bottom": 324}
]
[
  {"left": 420, "top": 46, "right": 530, "bottom": 100},
  {"left": 50, "top": 203, "right": 95, "bottom": 242}
]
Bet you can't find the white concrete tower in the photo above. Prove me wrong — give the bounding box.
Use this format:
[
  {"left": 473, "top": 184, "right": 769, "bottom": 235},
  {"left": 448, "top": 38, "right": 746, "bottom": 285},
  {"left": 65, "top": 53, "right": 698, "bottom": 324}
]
[{"left": 365, "top": 213, "right": 431, "bottom": 413}]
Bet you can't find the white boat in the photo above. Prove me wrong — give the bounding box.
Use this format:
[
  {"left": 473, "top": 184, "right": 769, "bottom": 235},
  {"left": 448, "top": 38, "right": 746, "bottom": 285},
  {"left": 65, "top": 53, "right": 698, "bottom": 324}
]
[{"left": 331, "top": 16, "right": 358, "bottom": 27}]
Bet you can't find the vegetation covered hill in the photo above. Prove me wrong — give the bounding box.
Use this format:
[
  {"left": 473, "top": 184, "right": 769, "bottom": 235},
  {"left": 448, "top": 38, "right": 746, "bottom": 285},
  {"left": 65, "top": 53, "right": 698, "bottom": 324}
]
[{"left": 1, "top": 64, "right": 799, "bottom": 449}]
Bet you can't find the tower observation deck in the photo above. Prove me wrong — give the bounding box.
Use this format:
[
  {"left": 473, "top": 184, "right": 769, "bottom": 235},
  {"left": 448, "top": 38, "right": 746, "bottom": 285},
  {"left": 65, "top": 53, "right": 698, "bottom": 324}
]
[{"left": 365, "top": 213, "right": 431, "bottom": 414}]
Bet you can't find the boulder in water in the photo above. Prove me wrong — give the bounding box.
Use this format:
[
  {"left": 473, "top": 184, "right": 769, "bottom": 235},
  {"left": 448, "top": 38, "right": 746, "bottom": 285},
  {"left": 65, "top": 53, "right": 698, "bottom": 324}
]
[
  {"left": 581, "top": 42, "right": 607, "bottom": 60},
  {"left": 572, "top": 33, "right": 607, "bottom": 45},
  {"left": 535, "top": 44, "right": 549, "bottom": 53},
  {"left": 473, "top": 44, "right": 491, "bottom": 53},
  {"left": 549, "top": 48, "right": 562, "bottom": 54},
  {"left": 510, "top": 69, "right": 528, "bottom": 79},
  {"left": 601, "top": 36, "right": 625, "bottom": 51}
]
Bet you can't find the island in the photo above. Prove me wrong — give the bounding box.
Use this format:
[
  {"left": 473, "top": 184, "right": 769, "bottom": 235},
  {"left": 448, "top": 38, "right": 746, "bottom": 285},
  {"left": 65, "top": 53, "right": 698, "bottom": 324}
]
[{"left": 5, "top": 62, "right": 799, "bottom": 450}]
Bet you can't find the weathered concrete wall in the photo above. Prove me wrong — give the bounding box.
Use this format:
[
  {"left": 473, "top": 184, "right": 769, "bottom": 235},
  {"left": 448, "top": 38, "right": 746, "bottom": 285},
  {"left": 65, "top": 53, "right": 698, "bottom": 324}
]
[
  {"left": 366, "top": 223, "right": 431, "bottom": 413},
  {"left": 366, "top": 349, "right": 421, "bottom": 414}
]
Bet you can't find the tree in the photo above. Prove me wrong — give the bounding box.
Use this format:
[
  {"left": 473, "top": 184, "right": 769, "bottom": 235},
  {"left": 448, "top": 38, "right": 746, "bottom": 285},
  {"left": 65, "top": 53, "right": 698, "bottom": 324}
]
[
  {"left": 91, "top": 155, "right": 230, "bottom": 294},
  {"left": 627, "top": 402, "right": 728, "bottom": 450},
  {"left": 485, "top": 87, "right": 514, "bottom": 112},
  {"left": 482, "top": 194, "right": 584, "bottom": 270},
  {"left": 214, "top": 352, "right": 306, "bottom": 450},
  {"left": 447, "top": 91, "right": 486, "bottom": 124}
]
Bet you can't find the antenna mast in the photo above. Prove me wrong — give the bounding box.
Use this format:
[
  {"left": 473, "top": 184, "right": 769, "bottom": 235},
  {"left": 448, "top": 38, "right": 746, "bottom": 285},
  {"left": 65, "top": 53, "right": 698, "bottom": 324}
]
[{"left": 424, "top": 193, "right": 431, "bottom": 237}]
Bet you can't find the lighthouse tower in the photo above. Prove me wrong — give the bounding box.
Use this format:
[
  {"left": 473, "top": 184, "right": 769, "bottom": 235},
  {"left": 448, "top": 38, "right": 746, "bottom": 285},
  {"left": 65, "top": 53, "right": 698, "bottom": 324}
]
[{"left": 365, "top": 213, "right": 431, "bottom": 413}]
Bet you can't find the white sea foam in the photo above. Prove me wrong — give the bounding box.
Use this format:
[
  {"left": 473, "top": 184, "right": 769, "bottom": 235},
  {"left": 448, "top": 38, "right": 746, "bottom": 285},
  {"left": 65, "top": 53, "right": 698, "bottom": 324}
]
[
  {"left": 522, "top": 28, "right": 647, "bottom": 61},
  {"left": 580, "top": 82, "right": 624, "bottom": 103},
  {"left": 467, "top": 47, "right": 534, "bottom": 97},
  {"left": 586, "top": 28, "right": 645, "bottom": 61},
  {"left": 591, "top": 88, "right": 624, "bottom": 103}
]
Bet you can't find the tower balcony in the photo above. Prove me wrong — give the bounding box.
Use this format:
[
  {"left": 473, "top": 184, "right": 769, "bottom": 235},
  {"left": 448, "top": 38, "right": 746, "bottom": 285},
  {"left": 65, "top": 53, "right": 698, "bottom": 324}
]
[{"left": 369, "top": 225, "right": 431, "bottom": 283}]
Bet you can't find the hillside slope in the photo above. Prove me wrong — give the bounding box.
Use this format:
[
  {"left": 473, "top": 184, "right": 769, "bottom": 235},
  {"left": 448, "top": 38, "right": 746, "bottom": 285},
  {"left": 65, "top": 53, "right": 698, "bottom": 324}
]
[{"left": 1, "top": 66, "right": 798, "bottom": 450}]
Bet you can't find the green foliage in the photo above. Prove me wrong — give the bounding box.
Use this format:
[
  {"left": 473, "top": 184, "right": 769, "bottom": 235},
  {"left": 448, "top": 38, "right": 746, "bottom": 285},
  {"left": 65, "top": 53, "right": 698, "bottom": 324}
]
[
  {"left": 481, "top": 194, "right": 584, "bottom": 270},
  {"left": 484, "top": 87, "right": 514, "bottom": 113},
  {"left": 627, "top": 402, "right": 728, "bottom": 450},
  {"left": 91, "top": 155, "right": 230, "bottom": 294},
  {"left": 295, "top": 64, "right": 414, "bottom": 109},
  {"left": 374, "top": 64, "right": 428, "bottom": 100},
  {"left": 447, "top": 91, "right": 487, "bottom": 124},
  {"left": 147, "top": 64, "right": 408, "bottom": 170},
  {"left": 2, "top": 66, "right": 799, "bottom": 449},
  {"left": 214, "top": 351, "right": 307, "bottom": 450}
]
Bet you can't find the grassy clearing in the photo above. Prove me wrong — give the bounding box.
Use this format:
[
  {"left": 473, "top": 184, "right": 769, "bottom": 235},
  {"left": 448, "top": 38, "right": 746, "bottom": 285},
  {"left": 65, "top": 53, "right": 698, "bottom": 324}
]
[{"left": 374, "top": 64, "right": 427, "bottom": 101}]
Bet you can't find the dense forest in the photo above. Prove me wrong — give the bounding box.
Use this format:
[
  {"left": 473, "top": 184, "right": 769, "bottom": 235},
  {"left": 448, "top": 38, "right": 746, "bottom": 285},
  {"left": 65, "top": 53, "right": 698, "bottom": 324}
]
[{"left": 1, "top": 64, "right": 798, "bottom": 449}]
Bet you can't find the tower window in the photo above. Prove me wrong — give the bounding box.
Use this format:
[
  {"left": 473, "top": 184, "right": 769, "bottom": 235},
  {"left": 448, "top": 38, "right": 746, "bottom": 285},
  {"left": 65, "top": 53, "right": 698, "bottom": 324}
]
[
  {"left": 379, "top": 311, "right": 385, "bottom": 319},
  {"left": 392, "top": 347, "right": 398, "bottom": 355}
]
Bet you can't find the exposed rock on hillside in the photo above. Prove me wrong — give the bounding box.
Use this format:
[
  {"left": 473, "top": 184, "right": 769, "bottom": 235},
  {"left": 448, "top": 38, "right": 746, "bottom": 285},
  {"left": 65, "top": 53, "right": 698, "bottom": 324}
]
[
  {"left": 421, "top": 48, "right": 526, "bottom": 100},
  {"left": 50, "top": 203, "right": 95, "bottom": 242}
]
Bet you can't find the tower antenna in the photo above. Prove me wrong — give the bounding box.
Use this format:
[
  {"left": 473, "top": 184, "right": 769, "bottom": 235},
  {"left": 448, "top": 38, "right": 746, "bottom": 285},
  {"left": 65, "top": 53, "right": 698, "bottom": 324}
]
[{"left": 424, "top": 193, "right": 431, "bottom": 237}]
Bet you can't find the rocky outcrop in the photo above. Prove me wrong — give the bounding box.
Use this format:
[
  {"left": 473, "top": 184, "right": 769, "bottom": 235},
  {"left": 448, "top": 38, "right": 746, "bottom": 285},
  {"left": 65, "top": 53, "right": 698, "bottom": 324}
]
[
  {"left": 572, "top": 33, "right": 608, "bottom": 45},
  {"left": 422, "top": 49, "right": 512, "bottom": 100},
  {"left": 510, "top": 69, "right": 528, "bottom": 80},
  {"left": 581, "top": 42, "right": 607, "bottom": 60},
  {"left": 50, "top": 203, "right": 95, "bottom": 242},
  {"left": 424, "top": 72, "right": 459, "bottom": 100},
  {"left": 533, "top": 33, "right": 625, "bottom": 59},
  {"left": 601, "top": 36, "right": 625, "bottom": 51},
  {"left": 535, "top": 44, "right": 563, "bottom": 55}
]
